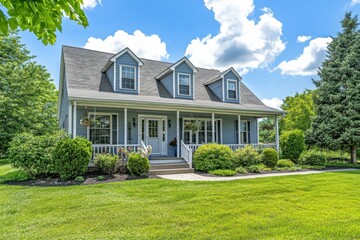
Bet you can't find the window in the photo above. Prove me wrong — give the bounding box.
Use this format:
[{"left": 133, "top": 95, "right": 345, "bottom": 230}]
[
  {"left": 178, "top": 74, "right": 190, "bottom": 95},
  {"left": 148, "top": 120, "right": 158, "bottom": 138},
  {"left": 235, "top": 120, "right": 250, "bottom": 144},
  {"left": 121, "top": 65, "right": 135, "bottom": 90},
  {"left": 227, "top": 80, "right": 237, "bottom": 100},
  {"left": 89, "top": 114, "right": 111, "bottom": 144},
  {"left": 183, "top": 119, "right": 221, "bottom": 144}
]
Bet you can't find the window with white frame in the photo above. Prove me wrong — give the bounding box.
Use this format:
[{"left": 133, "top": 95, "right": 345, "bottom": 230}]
[
  {"left": 178, "top": 74, "right": 190, "bottom": 95},
  {"left": 89, "top": 114, "right": 112, "bottom": 144},
  {"left": 227, "top": 80, "right": 237, "bottom": 100},
  {"left": 121, "top": 65, "right": 136, "bottom": 90},
  {"left": 235, "top": 120, "right": 250, "bottom": 144},
  {"left": 183, "top": 119, "right": 221, "bottom": 144}
]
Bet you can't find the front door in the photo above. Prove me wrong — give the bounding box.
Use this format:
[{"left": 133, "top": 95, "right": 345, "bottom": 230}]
[{"left": 146, "top": 119, "right": 161, "bottom": 154}]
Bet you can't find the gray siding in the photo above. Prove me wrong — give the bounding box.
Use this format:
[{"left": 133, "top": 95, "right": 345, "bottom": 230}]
[
  {"left": 59, "top": 76, "right": 69, "bottom": 131},
  {"left": 106, "top": 64, "right": 115, "bottom": 89},
  {"left": 175, "top": 62, "right": 194, "bottom": 99},
  {"left": 115, "top": 52, "right": 139, "bottom": 94},
  {"left": 160, "top": 72, "right": 174, "bottom": 97},
  {"left": 224, "top": 71, "right": 240, "bottom": 103},
  {"left": 208, "top": 79, "right": 223, "bottom": 101}
]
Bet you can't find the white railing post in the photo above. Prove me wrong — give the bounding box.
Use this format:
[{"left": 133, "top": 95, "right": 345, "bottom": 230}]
[
  {"left": 176, "top": 111, "right": 180, "bottom": 158},
  {"left": 73, "top": 101, "right": 77, "bottom": 138},
  {"left": 181, "top": 140, "right": 193, "bottom": 168},
  {"left": 124, "top": 108, "right": 128, "bottom": 147},
  {"left": 275, "top": 115, "right": 280, "bottom": 152}
]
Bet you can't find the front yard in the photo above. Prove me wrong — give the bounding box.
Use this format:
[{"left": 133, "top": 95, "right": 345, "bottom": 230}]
[{"left": 1, "top": 161, "right": 360, "bottom": 239}]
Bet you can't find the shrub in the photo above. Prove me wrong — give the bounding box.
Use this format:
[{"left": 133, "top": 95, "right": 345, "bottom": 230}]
[
  {"left": 97, "top": 175, "right": 105, "bottom": 181},
  {"left": 7, "top": 131, "right": 68, "bottom": 177},
  {"left": 94, "top": 153, "right": 119, "bottom": 175},
  {"left": 193, "top": 143, "right": 234, "bottom": 171},
  {"left": 75, "top": 176, "right": 85, "bottom": 182},
  {"left": 299, "top": 150, "right": 327, "bottom": 166},
  {"left": 277, "top": 159, "right": 295, "bottom": 168},
  {"left": 127, "top": 153, "right": 149, "bottom": 176},
  {"left": 280, "top": 130, "right": 305, "bottom": 162},
  {"left": 247, "top": 164, "right": 269, "bottom": 173},
  {"left": 53, "top": 137, "right": 92, "bottom": 180},
  {"left": 235, "top": 167, "right": 248, "bottom": 174},
  {"left": 210, "top": 169, "right": 237, "bottom": 176},
  {"left": 262, "top": 148, "right": 278, "bottom": 168},
  {"left": 232, "top": 145, "right": 262, "bottom": 168}
]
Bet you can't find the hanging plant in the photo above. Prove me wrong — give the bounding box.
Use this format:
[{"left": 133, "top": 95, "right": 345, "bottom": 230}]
[
  {"left": 184, "top": 121, "right": 202, "bottom": 132},
  {"left": 80, "top": 117, "right": 91, "bottom": 127}
]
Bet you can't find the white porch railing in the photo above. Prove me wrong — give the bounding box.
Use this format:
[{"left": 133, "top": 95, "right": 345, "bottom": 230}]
[
  {"left": 187, "top": 143, "right": 277, "bottom": 153},
  {"left": 92, "top": 144, "right": 140, "bottom": 157},
  {"left": 181, "top": 140, "right": 193, "bottom": 168}
]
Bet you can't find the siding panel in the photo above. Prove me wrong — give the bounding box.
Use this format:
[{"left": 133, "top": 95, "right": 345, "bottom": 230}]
[
  {"left": 175, "top": 62, "right": 194, "bottom": 99},
  {"left": 224, "top": 71, "right": 240, "bottom": 103},
  {"left": 160, "top": 72, "right": 174, "bottom": 97}
]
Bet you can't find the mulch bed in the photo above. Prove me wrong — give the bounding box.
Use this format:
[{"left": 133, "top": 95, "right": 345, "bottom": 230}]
[{"left": 6, "top": 172, "right": 159, "bottom": 187}]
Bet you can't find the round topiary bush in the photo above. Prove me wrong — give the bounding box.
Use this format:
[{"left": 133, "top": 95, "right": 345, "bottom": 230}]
[
  {"left": 277, "top": 159, "right": 295, "bottom": 168},
  {"left": 127, "top": 153, "right": 150, "bottom": 176},
  {"left": 232, "top": 145, "right": 262, "bottom": 168},
  {"left": 299, "top": 150, "right": 327, "bottom": 166},
  {"left": 262, "top": 148, "right": 278, "bottom": 168},
  {"left": 193, "top": 143, "right": 234, "bottom": 172},
  {"left": 280, "top": 130, "right": 305, "bottom": 163},
  {"left": 53, "top": 137, "right": 92, "bottom": 180}
]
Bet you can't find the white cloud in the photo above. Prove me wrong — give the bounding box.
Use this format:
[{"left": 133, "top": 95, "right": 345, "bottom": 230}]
[
  {"left": 297, "top": 35, "right": 312, "bottom": 43},
  {"left": 84, "top": 30, "right": 169, "bottom": 60},
  {"left": 82, "top": 0, "right": 101, "bottom": 9},
  {"left": 350, "top": 0, "right": 360, "bottom": 5},
  {"left": 276, "top": 37, "right": 332, "bottom": 76},
  {"left": 262, "top": 98, "right": 283, "bottom": 110},
  {"left": 185, "top": 0, "right": 285, "bottom": 73}
]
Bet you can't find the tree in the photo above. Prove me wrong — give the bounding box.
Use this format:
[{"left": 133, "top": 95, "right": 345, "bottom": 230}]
[
  {"left": 307, "top": 13, "right": 360, "bottom": 163},
  {"left": 281, "top": 90, "right": 315, "bottom": 132},
  {"left": 0, "top": 31, "right": 58, "bottom": 155},
  {"left": 0, "top": 0, "right": 88, "bottom": 44},
  {"left": 259, "top": 117, "right": 276, "bottom": 143}
]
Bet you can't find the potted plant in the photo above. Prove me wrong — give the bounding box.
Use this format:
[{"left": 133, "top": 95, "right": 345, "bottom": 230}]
[
  {"left": 184, "top": 121, "right": 202, "bottom": 132},
  {"left": 169, "top": 137, "right": 177, "bottom": 156},
  {"left": 80, "top": 117, "right": 91, "bottom": 127}
]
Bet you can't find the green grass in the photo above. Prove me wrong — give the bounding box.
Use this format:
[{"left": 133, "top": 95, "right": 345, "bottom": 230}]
[
  {"left": 1, "top": 164, "right": 360, "bottom": 239},
  {"left": 0, "top": 160, "right": 29, "bottom": 183}
]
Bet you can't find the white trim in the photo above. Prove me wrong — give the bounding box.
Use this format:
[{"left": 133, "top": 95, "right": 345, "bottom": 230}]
[
  {"left": 172, "top": 71, "right": 175, "bottom": 97},
  {"left": 275, "top": 115, "right": 279, "bottom": 152},
  {"left": 87, "top": 112, "right": 113, "bottom": 145},
  {"left": 110, "top": 48, "right": 144, "bottom": 66},
  {"left": 120, "top": 65, "right": 136, "bottom": 90},
  {"left": 176, "top": 111, "right": 180, "bottom": 158},
  {"left": 138, "top": 66, "right": 141, "bottom": 94},
  {"left": 212, "top": 113, "right": 215, "bottom": 142},
  {"left": 226, "top": 79, "right": 238, "bottom": 100},
  {"left": 238, "top": 115, "right": 241, "bottom": 144},
  {"left": 113, "top": 62, "right": 116, "bottom": 90},
  {"left": 256, "top": 118, "right": 259, "bottom": 144},
  {"left": 115, "top": 113, "right": 119, "bottom": 145},
  {"left": 192, "top": 74, "right": 196, "bottom": 100},
  {"left": 177, "top": 73, "right": 191, "bottom": 96},
  {"left": 169, "top": 57, "right": 198, "bottom": 73},
  {"left": 68, "top": 104, "right": 72, "bottom": 135},
  {"left": 222, "top": 78, "right": 225, "bottom": 102},
  {"left": 73, "top": 101, "right": 77, "bottom": 138},
  {"left": 124, "top": 108, "right": 127, "bottom": 147}
]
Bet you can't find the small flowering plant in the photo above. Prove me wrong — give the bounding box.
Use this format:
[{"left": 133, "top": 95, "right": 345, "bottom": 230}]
[
  {"left": 139, "top": 145, "right": 152, "bottom": 158},
  {"left": 169, "top": 137, "right": 177, "bottom": 147}
]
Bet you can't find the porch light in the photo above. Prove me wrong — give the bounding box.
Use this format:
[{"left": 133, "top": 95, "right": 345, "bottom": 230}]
[
  {"left": 132, "top": 117, "right": 136, "bottom": 127},
  {"left": 168, "top": 119, "right": 171, "bottom": 128}
]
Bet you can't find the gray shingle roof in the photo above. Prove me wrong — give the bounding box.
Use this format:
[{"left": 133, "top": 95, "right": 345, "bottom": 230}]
[{"left": 62, "top": 45, "right": 283, "bottom": 115}]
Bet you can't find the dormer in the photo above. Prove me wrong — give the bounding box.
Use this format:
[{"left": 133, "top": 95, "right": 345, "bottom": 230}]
[
  {"left": 205, "top": 67, "right": 242, "bottom": 103},
  {"left": 156, "top": 57, "right": 198, "bottom": 99},
  {"left": 102, "top": 48, "right": 144, "bottom": 94}
]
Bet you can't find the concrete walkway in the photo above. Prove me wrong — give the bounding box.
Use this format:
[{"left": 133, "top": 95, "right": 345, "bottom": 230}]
[{"left": 158, "top": 168, "right": 359, "bottom": 181}]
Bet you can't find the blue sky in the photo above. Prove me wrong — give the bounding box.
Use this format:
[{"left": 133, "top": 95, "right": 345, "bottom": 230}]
[{"left": 20, "top": 0, "right": 360, "bottom": 109}]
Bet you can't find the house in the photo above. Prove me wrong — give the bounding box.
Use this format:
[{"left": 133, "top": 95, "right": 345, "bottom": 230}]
[{"left": 57, "top": 46, "right": 283, "bottom": 173}]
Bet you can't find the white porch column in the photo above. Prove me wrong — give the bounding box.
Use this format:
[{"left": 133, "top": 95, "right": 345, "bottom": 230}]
[
  {"left": 275, "top": 115, "right": 279, "bottom": 152},
  {"left": 73, "top": 101, "right": 77, "bottom": 138},
  {"left": 238, "top": 115, "right": 241, "bottom": 144},
  {"left": 212, "top": 113, "right": 215, "bottom": 142},
  {"left": 124, "top": 108, "right": 127, "bottom": 147},
  {"left": 176, "top": 110, "right": 180, "bottom": 158},
  {"left": 68, "top": 103, "right": 72, "bottom": 136}
]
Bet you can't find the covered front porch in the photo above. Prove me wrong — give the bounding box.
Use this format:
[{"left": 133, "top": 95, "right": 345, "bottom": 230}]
[{"left": 66, "top": 101, "right": 280, "bottom": 167}]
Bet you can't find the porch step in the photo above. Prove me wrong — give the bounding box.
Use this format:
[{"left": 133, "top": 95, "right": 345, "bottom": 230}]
[
  {"left": 150, "top": 159, "right": 187, "bottom": 165},
  {"left": 150, "top": 163, "right": 190, "bottom": 170},
  {"left": 150, "top": 168, "right": 194, "bottom": 175}
]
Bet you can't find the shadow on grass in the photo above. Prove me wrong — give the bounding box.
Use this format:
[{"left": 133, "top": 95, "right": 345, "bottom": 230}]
[{"left": 0, "top": 158, "right": 10, "bottom": 166}]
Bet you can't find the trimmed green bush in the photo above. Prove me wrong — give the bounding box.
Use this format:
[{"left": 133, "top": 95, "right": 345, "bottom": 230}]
[
  {"left": 210, "top": 169, "right": 237, "bottom": 176},
  {"left": 235, "top": 167, "right": 248, "bottom": 174},
  {"left": 280, "top": 130, "right": 305, "bottom": 162},
  {"left": 75, "top": 176, "right": 85, "bottom": 182},
  {"left": 53, "top": 137, "right": 92, "bottom": 180},
  {"left": 127, "top": 153, "right": 149, "bottom": 176},
  {"left": 262, "top": 148, "right": 278, "bottom": 168},
  {"left": 193, "top": 143, "right": 234, "bottom": 171},
  {"left": 299, "top": 150, "right": 327, "bottom": 166},
  {"left": 94, "top": 153, "right": 119, "bottom": 175},
  {"left": 247, "top": 164, "right": 269, "bottom": 173},
  {"left": 277, "top": 159, "right": 295, "bottom": 168},
  {"left": 7, "top": 131, "right": 68, "bottom": 177},
  {"left": 232, "top": 145, "right": 262, "bottom": 167}
]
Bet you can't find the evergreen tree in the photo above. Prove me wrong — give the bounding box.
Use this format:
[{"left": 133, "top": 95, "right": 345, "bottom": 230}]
[
  {"left": 0, "top": 32, "right": 58, "bottom": 155},
  {"left": 259, "top": 117, "right": 276, "bottom": 143},
  {"left": 308, "top": 13, "right": 360, "bottom": 163}
]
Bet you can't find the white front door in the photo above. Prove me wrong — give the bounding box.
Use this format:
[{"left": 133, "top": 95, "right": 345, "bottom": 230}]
[{"left": 146, "top": 119, "right": 162, "bottom": 154}]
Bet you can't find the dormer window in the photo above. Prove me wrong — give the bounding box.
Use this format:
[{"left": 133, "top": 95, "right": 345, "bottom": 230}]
[
  {"left": 121, "top": 65, "right": 136, "bottom": 90},
  {"left": 227, "top": 79, "right": 237, "bottom": 100},
  {"left": 178, "top": 73, "right": 190, "bottom": 95}
]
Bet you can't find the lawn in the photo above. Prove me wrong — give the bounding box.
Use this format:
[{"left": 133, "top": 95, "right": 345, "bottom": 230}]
[{"left": 1, "top": 162, "right": 360, "bottom": 239}]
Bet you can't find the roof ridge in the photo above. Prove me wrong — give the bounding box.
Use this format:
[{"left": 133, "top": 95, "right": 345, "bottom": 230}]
[{"left": 62, "top": 45, "right": 114, "bottom": 55}]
